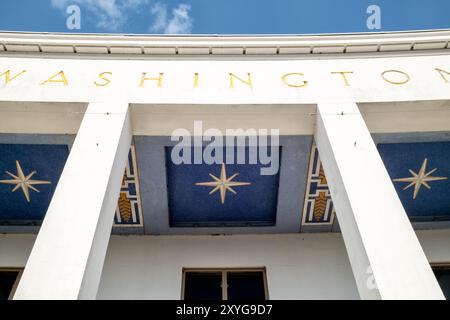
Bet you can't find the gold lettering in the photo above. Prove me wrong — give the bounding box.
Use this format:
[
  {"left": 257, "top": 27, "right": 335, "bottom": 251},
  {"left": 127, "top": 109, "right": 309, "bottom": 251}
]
[
  {"left": 229, "top": 73, "right": 252, "bottom": 89},
  {"left": 435, "top": 67, "right": 450, "bottom": 83},
  {"left": 94, "top": 72, "right": 112, "bottom": 86},
  {"left": 281, "top": 72, "right": 308, "bottom": 88},
  {"left": 381, "top": 70, "right": 410, "bottom": 85},
  {"left": 331, "top": 71, "right": 354, "bottom": 86},
  {"left": 139, "top": 72, "right": 163, "bottom": 87},
  {"left": 194, "top": 73, "right": 199, "bottom": 88},
  {"left": 40, "top": 71, "right": 69, "bottom": 86},
  {"left": 0, "top": 70, "right": 27, "bottom": 84}
]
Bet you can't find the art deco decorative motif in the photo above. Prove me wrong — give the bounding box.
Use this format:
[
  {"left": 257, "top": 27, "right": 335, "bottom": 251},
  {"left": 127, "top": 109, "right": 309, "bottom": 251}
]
[
  {"left": 113, "top": 146, "right": 143, "bottom": 227},
  {"left": 0, "top": 160, "right": 51, "bottom": 203},
  {"left": 195, "top": 163, "right": 251, "bottom": 205},
  {"left": 393, "top": 158, "right": 447, "bottom": 200},
  {"left": 302, "top": 143, "right": 335, "bottom": 226}
]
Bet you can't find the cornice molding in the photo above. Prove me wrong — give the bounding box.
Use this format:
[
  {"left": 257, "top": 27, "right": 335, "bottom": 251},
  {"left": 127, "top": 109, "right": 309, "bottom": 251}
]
[{"left": 0, "top": 29, "right": 449, "bottom": 56}]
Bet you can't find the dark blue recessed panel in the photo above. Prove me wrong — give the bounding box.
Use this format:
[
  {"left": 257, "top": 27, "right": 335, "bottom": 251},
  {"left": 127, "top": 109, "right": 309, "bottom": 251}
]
[
  {"left": 378, "top": 142, "right": 450, "bottom": 221},
  {"left": 0, "top": 144, "right": 69, "bottom": 224},
  {"left": 166, "top": 147, "right": 281, "bottom": 227}
]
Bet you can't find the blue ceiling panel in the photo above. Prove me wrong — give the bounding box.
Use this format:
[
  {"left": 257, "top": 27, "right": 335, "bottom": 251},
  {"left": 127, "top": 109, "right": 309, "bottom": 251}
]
[
  {"left": 378, "top": 141, "right": 450, "bottom": 221},
  {"left": 165, "top": 146, "right": 281, "bottom": 227},
  {"left": 0, "top": 144, "right": 69, "bottom": 224}
]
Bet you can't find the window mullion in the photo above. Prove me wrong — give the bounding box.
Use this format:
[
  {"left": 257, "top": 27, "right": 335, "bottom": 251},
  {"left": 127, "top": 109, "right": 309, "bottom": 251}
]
[{"left": 222, "top": 271, "right": 228, "bottom": 300}]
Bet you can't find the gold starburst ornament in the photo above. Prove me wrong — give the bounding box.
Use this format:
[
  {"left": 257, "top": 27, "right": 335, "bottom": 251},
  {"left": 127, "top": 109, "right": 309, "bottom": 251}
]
[{"left": 0, "top": 160, "right": 51, "bottom": 203}]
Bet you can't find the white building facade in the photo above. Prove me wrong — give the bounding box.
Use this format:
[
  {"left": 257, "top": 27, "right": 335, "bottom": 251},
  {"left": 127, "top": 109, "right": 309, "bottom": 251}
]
[{"left": 0, "top": 30, "right": 449, "bottom": 300}]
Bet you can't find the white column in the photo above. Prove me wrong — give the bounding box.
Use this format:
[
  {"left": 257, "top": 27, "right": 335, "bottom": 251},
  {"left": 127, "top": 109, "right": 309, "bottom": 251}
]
[
  {"left": 14, "top": 102, "right": 131, "bottom": 300},
  {"left": 314, "top": 102, "right": 444, "bottom": 300}
]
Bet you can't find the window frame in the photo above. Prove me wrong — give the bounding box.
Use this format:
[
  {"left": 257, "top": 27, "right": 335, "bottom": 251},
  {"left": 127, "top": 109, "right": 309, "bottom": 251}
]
[
  {"left": 431, "top": 262, "right": 450, "bottom": 270},
  {"left": 431, "top": 263, "right": 450, "bottom": 299},
  {"left": 181, "top": 267, "right": 269, "bottom": 300},
  {"left": 0, "top": 268, "right": 23, "bottom": 300}
]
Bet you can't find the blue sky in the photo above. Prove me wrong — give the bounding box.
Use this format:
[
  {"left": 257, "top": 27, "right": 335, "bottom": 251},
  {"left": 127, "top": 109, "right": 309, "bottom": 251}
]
[{"left": 0, "top": 0, "right": 449, "bottom": 34}]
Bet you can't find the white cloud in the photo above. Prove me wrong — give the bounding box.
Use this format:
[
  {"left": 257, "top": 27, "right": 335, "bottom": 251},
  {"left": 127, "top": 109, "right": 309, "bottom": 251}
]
[
  {"left": 149, "top": 2, "right": 168, "bottom": 32},
  {"left": 51, "top": 0, "right": 150, "bottom": 31},
  {"left": 51, "top": 0, "right": 193, "bottom": 33},
  {"left": 150, "top": 3, "right": 193, "bottom": 34}
]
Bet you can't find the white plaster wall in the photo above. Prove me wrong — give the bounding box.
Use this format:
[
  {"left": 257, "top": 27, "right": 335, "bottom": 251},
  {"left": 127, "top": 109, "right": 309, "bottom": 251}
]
[
  {"left": 98, "top": 234, "right": 359, "bottom": 300},
  {"left": 1, "top": 230, "right": 450, "bottom": 300}
]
